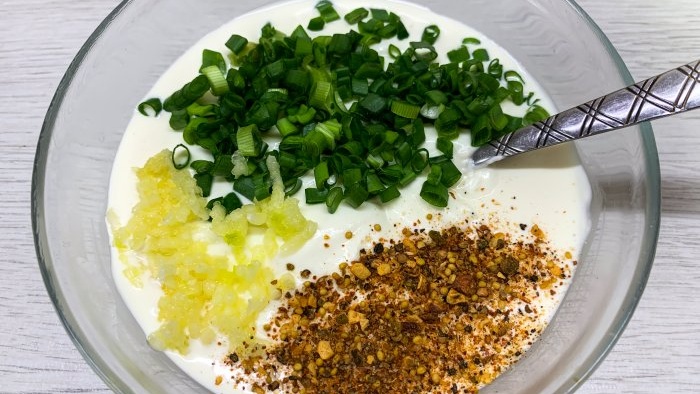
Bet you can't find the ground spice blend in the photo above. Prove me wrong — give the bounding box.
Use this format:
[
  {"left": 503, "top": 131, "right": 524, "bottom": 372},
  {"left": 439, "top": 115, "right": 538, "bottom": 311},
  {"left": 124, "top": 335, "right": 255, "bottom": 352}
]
[{"left": 227, "top": 223, "right": 572, "bottom": 394}]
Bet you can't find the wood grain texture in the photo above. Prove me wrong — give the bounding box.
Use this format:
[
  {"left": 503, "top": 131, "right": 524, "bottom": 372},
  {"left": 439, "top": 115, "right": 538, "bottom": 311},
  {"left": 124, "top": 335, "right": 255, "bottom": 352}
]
[{"left": 1, "top": 0, "right": 698, "bottom": 393}]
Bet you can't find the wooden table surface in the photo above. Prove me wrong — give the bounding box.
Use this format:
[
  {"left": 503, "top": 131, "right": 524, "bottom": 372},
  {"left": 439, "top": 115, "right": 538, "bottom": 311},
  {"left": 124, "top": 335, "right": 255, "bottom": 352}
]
[{"left": 2, "top": 0, "right": 699, "bottom": 392}]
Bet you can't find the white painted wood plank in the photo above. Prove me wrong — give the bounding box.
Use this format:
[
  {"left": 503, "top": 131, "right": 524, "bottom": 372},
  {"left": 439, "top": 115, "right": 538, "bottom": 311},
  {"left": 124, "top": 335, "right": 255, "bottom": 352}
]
[{"left": 1, "top": 0, "right": 699, "bottom": 392}]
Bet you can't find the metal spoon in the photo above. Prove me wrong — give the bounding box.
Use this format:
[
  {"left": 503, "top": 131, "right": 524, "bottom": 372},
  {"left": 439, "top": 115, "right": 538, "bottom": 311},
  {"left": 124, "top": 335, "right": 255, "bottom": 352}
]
[{"left": 470, "top": 60, "right": 700, "bottom": 167}]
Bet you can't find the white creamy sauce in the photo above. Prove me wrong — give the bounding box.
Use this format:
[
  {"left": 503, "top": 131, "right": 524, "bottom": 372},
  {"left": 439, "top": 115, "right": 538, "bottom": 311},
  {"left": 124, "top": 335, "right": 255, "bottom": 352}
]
[{"left": 108, "top": 0, "right": 592, "bottom": 392}]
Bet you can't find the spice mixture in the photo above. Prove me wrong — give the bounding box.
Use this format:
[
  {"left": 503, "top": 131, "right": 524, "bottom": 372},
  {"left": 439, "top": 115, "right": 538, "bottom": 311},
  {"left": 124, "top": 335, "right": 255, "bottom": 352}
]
[{"left": 224, "top": 223, "right": 571, "bottom": 393}]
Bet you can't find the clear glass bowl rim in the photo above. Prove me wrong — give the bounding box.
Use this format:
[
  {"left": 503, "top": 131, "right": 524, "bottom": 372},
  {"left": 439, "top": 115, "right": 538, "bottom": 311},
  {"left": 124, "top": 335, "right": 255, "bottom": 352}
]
[{"left": 31, "top": 0, "right": 662, "bottom": 392}]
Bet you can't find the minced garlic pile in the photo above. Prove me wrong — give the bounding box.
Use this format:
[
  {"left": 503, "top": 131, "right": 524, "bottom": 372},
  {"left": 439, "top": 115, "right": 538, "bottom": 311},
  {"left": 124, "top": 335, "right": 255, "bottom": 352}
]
[{"left": 109, "top": 150, "right": 316, "bottom": 354}]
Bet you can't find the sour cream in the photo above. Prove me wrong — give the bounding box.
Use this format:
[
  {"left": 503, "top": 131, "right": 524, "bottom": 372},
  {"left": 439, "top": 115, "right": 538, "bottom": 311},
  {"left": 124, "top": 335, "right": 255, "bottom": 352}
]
[{"left": 107, "top": 0, "right": 592, "bottom": 392}]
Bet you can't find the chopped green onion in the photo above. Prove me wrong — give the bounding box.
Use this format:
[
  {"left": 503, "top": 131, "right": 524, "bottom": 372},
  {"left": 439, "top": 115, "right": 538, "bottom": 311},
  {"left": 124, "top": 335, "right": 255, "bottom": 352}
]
[
  {"left": 195, "top": 173, "right": 213, "bottom": 197},
  {"left": 370, "top": 8, "right": 389, "bottom": 21},
  {"left": 171, "top": 144, "right": 191, "bottom": 170},
  {"left": 202, "top": 66, "right": 229, "bottom": 96},
  {"left": 343, "top": 167, "right": 363, "bottom": 186},
  {"left": 391, "top": 100, "right": 420, "bottom": 119},
  {"left": 325, "top": 186, "right": 344, "bottom": 213},
  {"left": 359, "top": 93, "right": 387, "bottom": 114},
  {"left": 379, "top": 185, "right": 400, "bottom": 203},
  {"left": 276, "top": 118, "right": 299, "bottom": 136},
  {"left": 421, "top": 25, "right": 440, "bottom": 45},
  {"left": 314, "top": 161, "right": 330, "bottom": 188},
  {"left": 211, "top": 154, "right": 234, "bottom": 176},
  {"left": 437, "top": 160, "right": 462, "bottom": 188},
  {"left": 222, "top": 192, "right": 243, "bottom": 213},
  {"left": 201, "top": 49, "right": 226, "bottom": 74},
  {"left": 420, "top": 181, "right": 449, "bottom": 207},
  {"left": 307, "top": 16, "right": 325, "bottom": 31},
  {"left": 436, "top": 137, "right": 454, "bottom": 158},
  {"left": 472, "top": 48, "right": 490, "bottom": 61},
  {"left": 162, "top": 75, "right": 210, "bottom": 112},
  {"left": 190, "top": 160, "right": 213, "bottom": 174},
  {"left": 285, "top": 178, "right": 303, "bottom": 196},
  {"left": 344, "top": 184, "right": 369, "bottom": 208},
  {"left": 149, "top": 5, "right": 548, "bottom": 213},
  {"left": 344, "top": 7, "right": 369, "bottom": 24},
  {"left": 366, "top": 172, "right": 384, "bottom": 194},
  {"left": 169, "top": 110, "right": 189, "bottom": 130},
  {"left": 237, "top": 125, "right": 262, "bottom": 157},
  {"left": 447, "top": 46, "right": 470, "bottom": 63},
  {"left": 138, "top": 98, "right": 162, "bottom": 117},
  {"left": 316, "top": 0, "right": 340, "bottom": 22},
  {"left": 462, "top": 37, "right": 481, "bottom": 45},
  {"left": 305, "top": 188, "right": 329, "bottom": 204},
  {"left": 225, "top": 34, "right": 248, "bottom": 55}
]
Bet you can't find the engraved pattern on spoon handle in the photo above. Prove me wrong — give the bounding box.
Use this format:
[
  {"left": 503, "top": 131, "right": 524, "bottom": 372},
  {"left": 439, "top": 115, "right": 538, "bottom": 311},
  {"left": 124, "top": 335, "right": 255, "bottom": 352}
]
[{"left": 471, "top": 60, "right": 700, "bottom": 166}]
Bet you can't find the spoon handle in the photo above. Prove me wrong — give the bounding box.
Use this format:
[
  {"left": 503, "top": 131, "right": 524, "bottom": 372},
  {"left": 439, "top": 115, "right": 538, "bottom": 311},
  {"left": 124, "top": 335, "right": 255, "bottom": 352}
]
[{"left": 471, "top": 60, "right": 700, "bottom": 166}]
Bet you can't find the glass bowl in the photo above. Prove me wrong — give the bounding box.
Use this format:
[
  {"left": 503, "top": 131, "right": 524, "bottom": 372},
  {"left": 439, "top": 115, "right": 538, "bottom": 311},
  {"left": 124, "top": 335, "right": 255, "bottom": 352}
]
[{"left": 32, "top": 0, "right": 660, "bottom": 392}]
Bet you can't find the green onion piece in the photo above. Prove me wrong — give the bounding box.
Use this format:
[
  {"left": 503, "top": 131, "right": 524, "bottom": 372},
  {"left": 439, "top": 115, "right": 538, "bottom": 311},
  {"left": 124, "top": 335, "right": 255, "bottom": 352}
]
[
  {"left": 201, "top": 49, "right": 226, "bottom": 74},
  {"left": 410, "top": 41, "right": 438, "bottom": 62},
  {"left": 438, "top": 160, "right": 462, "bottom": 188},
  {"left": 420, "top": 181, "right": 449, "bottom": 207},
  {"left": 211, "top": 154, "right": 234, "bottom": 176},
  {"left": 343, "top": 167, "right": 363, "bottom": 186},
  {"left": 436, "top": 137, "right": 454, "bottom": 158},
  {"left": 489, "top": 105, "right": 509, "bottom": 131},
  {"left": 391, "top": 100, "right": 420, "bottom": 119},
  {"left": 524, "top": 105, "right": 550, "bottom": 125},
  {"left": 351, "top": 78, "right": 369, "bottom": 96},
  {"left": 421, "top": 25, "right": 440, "bottom": 45},
  {"left": 236, "top": 125, "right": 262, "bottom": 157},
  {"left": 222, "top": 192, "right": 243, "bottom": 213},
  {"left": 427, "top": 165, "right": 442, "bottom": 185},
  {"left": 462, "top": 37, "right": 481, "bottom": 45},
  {"left": 396, "top": 21, "right": 409, "bottom": 40},
  {"left": 171, "top": 144, "right": 191, "bottom": 170},
  {"left": 344, "top": 184, "right": 369, "bottom": 208},
  {"left": 225, "top": 34, "right": 249, "bottom": 55},
  {"left": 276, "top": 118, "right": 299, "bottom": 136},
  {"left": 398, "top": 170, "right": 417, "bottom": 187},
  {"left": 447, "top": 46, "right": 470, "bottom": 63},
  {"left": 410, "top": 149, "right": 429, "bottom": 172},
  {"left": 379, "top": 185, "right": 400, "bottom": 203},
  {"left": 195, "top": 173, "right": 213, "bottom": 197},
  {"left": 314, "top": 161, "right": 330, "bottom": 188},
  {"left": 472, "top": 48, "right": 490, "bottom": 61},
  {"left": 359, "top": 93, "right": 387, "bottom": 114},
  {"left": 316, "top": 0, "right": 340, "bottom": 22},
  {"left": 308, "top": 16, "right": 325, "bottom": 31},
  {"left": 295, "top": 36, "right": 313, "bottom": 57},
  {"left": 504, "top": 70, "right": 525, "bottom": 83},
  {"left": 370, "top": 8, "right": 389, "bottom": 21},
  {"left": 163, "top": 75, "right": 210, "bottom": 112},
  {"left": 169, "top": 110, "right": 189, "bottom": 130},
  {"left": 186, "top": 102, "right": 215, "bottom": 117},
  {"left": 366, "top": 153, "right": 384, "bottom": 169},
  {"left": 309, "top": 80, "right": 333, "bottom": 110},
  {"left": 344, "top": 7, "right": 369, "bottom": 24},
  {"left": 325, "top": 187, "right": 344, "bottom": 213},
  {"left": 305, "top": 188, "right": 329, "bottom": 204},
  {"left": 366, "top": 172, "right": 384, "bottom": 194},
  {"left": 233, "top": 177, "right": 256, "bottom": 201},
  {"left": 190, "top": 160, "right": 213, "bottom": 174},
  {"left": 388, "top": 44, "right": 401, "bottom": 59},
  {"left": 296, "top": 107, "right": 317, "bottom": 125},
  {"left": 435, "top": 107, "right": 462, "bottom": 139},
  {"left": 285, "top": 178, "right": 303, "bottom": 197},
  {"left": 138, "top": 98, "right": 162, "bottom": 117},
  {"left": 201, "top": 65, "right": 229, "bottom": 96}
]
